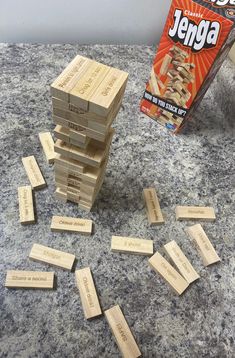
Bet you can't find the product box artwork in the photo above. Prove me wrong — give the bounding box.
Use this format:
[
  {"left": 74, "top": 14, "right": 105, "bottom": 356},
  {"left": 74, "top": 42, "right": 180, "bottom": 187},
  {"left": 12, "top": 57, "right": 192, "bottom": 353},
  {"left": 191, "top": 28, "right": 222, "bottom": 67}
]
[{"left": 140, "top": 0, "right": 235, "bottom": 132}]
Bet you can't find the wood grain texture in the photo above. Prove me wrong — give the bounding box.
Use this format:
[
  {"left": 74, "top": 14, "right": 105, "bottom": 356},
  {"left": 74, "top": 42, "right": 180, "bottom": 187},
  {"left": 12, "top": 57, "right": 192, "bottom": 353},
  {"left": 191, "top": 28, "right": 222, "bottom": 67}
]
[
  {"left": 5, "top": 270, "right": 54, "bottom": 289},
  {"left": 53, "top": 114, "right": 107, "bottom": 142},
  {"left": 70, "top": 62, "right": 110, "bottom": 110},
  {"left": 51, "top": 56, "right": 93, "bottom": 101},
  {"left": 29, "top": 243, "right": 75, "bottom": 271},
  {"left": 175, "top": 206, "right": 216, "bottom": 221},
  {"left": 111, "top": 236, "right": 153, "bottom": 256},
  {"left": 164, "top": 240, "right": 200, "bottom": 284},
  {"left": 186, "top": 224, "right": 221, "bottom": 266},
  {"left": 38, "top": 132, "right": 55, "bottom": 164},
  {"left": 149, "top": 252, "right": 189, "bottom": 295},
  {"left": 54, "top": 125, "right": 90, "bottom": 149},
  {"left": 143, "top": 188, "right": 164, "bottom": 226},
  {"left": 54, "top": 128, "right": 113, "bottom": 168},
  {"left": 18, "top": 185, "right": 35, "bottom": 224},
  {"left": 89, "top": 67, "right": 128, "bottom": 115},
  {"left": 22, "top": 156, "right": 46, "bottom": 189},
  {"left": 75, "top": 267, "right": 102, "bottom": 319},
  {"left": 105, "top": 305, "right": 141, "bottom": 358},
  {"left": 55, "top": 153, "right": 84, "bottom": 173},
  {"left": 51, "top": 215, "right": 92, "bottom": 235}
]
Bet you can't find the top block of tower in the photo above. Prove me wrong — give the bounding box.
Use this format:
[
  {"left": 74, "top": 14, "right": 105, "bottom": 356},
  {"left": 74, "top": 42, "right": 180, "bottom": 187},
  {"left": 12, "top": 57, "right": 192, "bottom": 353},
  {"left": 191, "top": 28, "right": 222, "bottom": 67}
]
[{"left": 51, "top": 55, "right": 129, "bottom": 116}]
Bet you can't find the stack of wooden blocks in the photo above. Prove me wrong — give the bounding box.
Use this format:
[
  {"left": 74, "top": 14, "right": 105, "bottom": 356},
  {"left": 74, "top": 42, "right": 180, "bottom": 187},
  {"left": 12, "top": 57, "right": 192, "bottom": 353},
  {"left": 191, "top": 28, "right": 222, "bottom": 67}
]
[{"left": 51, "top": 55, "right": 128, "bottom": 211}]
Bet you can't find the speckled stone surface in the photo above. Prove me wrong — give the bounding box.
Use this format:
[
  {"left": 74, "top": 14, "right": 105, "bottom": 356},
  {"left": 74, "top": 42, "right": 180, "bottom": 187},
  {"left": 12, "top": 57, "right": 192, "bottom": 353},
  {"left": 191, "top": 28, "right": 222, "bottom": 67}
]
[{"left": 0, "top": 44, "right": 235, "bottom": 358}]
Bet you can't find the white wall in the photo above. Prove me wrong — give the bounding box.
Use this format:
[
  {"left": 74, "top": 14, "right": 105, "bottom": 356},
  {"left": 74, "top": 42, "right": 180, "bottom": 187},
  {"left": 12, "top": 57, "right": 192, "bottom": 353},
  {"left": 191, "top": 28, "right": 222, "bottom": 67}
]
[{"left": 0, "top": 0, "right": 171, "bottom": 44}]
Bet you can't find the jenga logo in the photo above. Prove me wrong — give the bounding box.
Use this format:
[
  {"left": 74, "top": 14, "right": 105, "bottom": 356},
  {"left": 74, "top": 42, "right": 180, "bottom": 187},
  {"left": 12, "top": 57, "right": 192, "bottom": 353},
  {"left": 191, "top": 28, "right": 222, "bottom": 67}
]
[
  {"left": 204, "top": 0, "right": 235, "bottom": 7},
  {"left": 168, "top": 9, "right": 220, "bottom": 52}
]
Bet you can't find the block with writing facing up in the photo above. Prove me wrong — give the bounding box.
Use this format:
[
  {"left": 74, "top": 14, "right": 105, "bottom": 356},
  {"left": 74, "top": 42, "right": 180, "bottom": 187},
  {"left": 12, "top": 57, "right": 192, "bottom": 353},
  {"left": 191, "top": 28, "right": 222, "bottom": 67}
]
[
  {"left": 29, "top": 243, "right": 75, "bottom": 271},
  {"left": 5, "top": 270, "right": 54, "bottom": 289},
  {"left": 22, "top": 156, "right": 46, "bottom": 190},
  {"left": 148, "top": 252, "right": 189, "bottom": 295},
  {"left": 18, "top": 185, "right": 35, "bottom": 224},
  {"left": 175, "top": 206, "right": 216, "bottom": 221},
  {"left": 186, "top": 224, "right": 221, "bottom": 266},
  {"left": 104, "top": 305, "right": 141, "bottom": 358},
  {"left": 50, "top": 216, "right": 92, "bottom": 235},
  {"left": 111, "top": 236, "right": 153, "bottom": 256},
  {"left": 164, "top": 240, "right": 200, "bottom": 284},
  {"left": 75, "top": 267, "right": 102, "bottom": 319},
  {"left": 38, "top": 132, "right": 55, "bottom": 164},
  {"left": 143, "top": 188, "right": 164, "bottom": 226},
  {"left": 50, "top": 55, "right": 93, "bottom": 101}
]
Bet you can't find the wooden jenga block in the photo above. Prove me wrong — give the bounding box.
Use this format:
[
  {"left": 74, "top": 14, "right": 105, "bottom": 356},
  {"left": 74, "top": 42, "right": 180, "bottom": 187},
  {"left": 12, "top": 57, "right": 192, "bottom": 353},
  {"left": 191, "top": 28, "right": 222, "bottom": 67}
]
[
  {"left": 29, "top": 243, "right": 75, "bottom": 271},
  {"left": 18, "top": 185, "right": 35, "bottom": 224},
  {"left": 164, "top": 241, "right": 200, "bottom": 284},
  {"left": 186, "top": 224, "right": 221, "bottom": 266},
  {"left": 54, "top": 139, "right": 104, "bottom": 168},
  {"left": 111, "top": 236, "right": 153, "bottom": 256},
  {"left": 51, "top": 215, "right": 92, "bottom": 234},
  {"left": 55, "top": 128, "right": 113, "bottom": 168},
  {"left": 51, "top": 55, "right": 93, "bottom": 101},
  {"left": 143, "top": 188, "right": 164, "bottom": 225},
  {"left": 38, "top": 132, "right": 55, "bottom": 164},
  {"left": 53, "top": 114, "right": 107, "bottom": 142},
  {"left": 5, "top": 270, "right": 54, "bottom": 289},
  {"left": 75, "top": 267, "right": 102, "bottom": 319},
  {"left": 175, "top": 206, "right": 216, "bottom": 221},
  {"left": 70, "top": 62, "right": 110, "bottom": 110},
  {"left": 55, "top": 187, "right": 67, "bottom": 203},
  {"left": 54, "top": 125, "right": 90, "bottom": 149},
  {"left": 149, "top": 68, "right": 160, "bottom": 96},
  {"left": 105, "top": 305, "right": 141, "bottom": 358},
  {"left": 160, "top": 54, "right": 173, "bottom": 75},
  {"left": 170, "top": 45, "right": 188, "bottom": 59},
  {"left": 149, "top": 252, "right": 189, "bottom": 295},
  {"left": 52, "top": 96, "right": 118, "bottom": 126},
  {"left": 89, "top": 67, "right": 128, "bottom": 116},
  {"left": 22, "top": 156, "right": 46, "bottom": 190},
  {"left": 55, "top": 153, "right": 84, "bottom": 173}
]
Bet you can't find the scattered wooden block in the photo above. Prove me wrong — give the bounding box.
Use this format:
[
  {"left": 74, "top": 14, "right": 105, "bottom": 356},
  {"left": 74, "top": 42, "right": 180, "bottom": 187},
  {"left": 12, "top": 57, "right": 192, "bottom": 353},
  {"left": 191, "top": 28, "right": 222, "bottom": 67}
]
[
  {"left": 148, "top": 252, "right": 189, "bottom": 295},
  {"left": 176, "top": 206, "right": 216, "bottom": 221},
  {"left": 111, "top": 236, "right": 153, "bottom": 256},
  {"left": 143, "top": 188, "right": 164, "bottom": 225},
  {"left": 105, "top": 305, "right": 141, "bottom": 358},
  {"left": 5, "top": 270, "right": 54, "bottom": 289},
  {"left": 164, "top": 240, "right": 200, "bottom": 284},
  {"left": 75, "top": 267, "right": 102, "bottom": 319},
  {"left": 51, "top": 215, "right": 92, "bottom": 235},
  {"left": 29, "top": 243, "right": 75, "bottom": 271},
  {"left": 186, "top": 224, "right": 221, "bottom": 266},
  {"left": 22, "top": 156, "right": 46, "bottom": 190},
  {"left": 38, "top": 132, "right": 55, "bottom": 164},
  {"left": 18, "top": 185, "right": 35, "bottom": 224}
]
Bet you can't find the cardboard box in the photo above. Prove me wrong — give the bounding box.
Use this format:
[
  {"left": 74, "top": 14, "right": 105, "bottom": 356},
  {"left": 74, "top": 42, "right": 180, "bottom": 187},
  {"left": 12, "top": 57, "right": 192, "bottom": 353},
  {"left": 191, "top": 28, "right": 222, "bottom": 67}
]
[{"left": 140, "top": 0, "right": 235, "bottom": 132}]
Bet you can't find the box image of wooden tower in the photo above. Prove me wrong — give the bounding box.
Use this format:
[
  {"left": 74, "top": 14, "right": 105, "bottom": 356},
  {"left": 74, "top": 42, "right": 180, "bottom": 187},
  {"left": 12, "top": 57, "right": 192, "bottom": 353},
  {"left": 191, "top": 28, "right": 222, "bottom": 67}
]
[{"left": 51, "top": 55, "right": 128, "bottom": 211}]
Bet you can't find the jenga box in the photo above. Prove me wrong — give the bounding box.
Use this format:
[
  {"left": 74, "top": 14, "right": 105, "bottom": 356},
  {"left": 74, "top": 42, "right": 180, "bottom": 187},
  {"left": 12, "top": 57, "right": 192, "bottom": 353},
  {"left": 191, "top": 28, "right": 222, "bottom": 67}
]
[{"left": 140, "top": 0, "right": 235, "bottom": 132}]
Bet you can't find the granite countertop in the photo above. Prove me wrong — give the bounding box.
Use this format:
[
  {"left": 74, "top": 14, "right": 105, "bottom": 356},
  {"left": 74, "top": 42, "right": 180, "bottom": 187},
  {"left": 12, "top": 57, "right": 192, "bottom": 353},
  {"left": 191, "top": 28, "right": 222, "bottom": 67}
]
[{"left": 0, "top": 44, "right": 234, "bottom": 358}]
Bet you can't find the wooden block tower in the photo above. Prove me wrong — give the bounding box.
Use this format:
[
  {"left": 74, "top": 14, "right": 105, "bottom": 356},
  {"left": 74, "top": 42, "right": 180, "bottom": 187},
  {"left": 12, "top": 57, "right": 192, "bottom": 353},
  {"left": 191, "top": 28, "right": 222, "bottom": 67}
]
[{"left": 51, "top": 55, "right": 128, "bottom": 211}]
